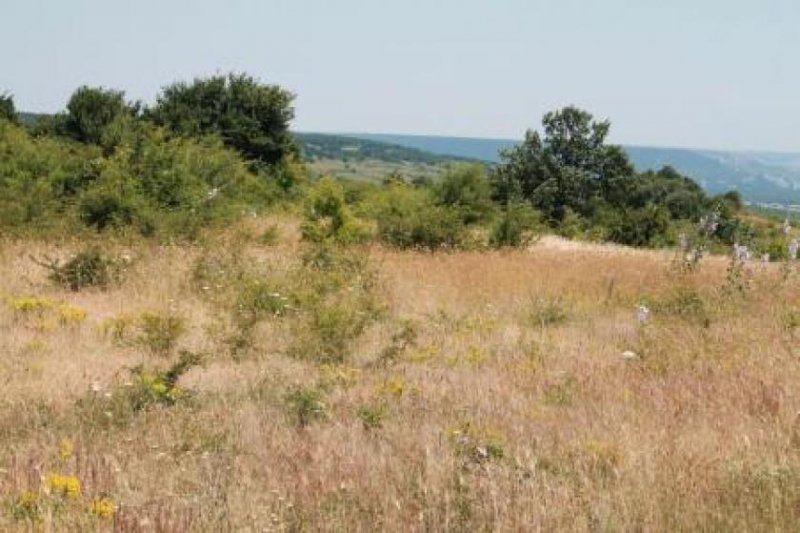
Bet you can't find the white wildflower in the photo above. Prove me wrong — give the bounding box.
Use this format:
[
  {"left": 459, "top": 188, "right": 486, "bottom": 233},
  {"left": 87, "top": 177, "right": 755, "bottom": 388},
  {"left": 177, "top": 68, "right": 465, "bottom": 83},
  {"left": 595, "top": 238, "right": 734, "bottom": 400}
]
[
  {"left": 637, "top": 304, "right": 650, "bottom": 325},
  {"left": 732, "top": 243, "right": 750, "bottom": 263},
  {"left": 789, "top": 239, "right": 799, "bottom": 260}
]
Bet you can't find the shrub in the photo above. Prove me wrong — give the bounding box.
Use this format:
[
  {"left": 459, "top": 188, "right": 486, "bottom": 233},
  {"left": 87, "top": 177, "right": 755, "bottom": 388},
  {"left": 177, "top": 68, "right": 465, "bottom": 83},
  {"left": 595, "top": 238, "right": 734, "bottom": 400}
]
[
  {"left": 371, "top": 184, "right": 469, "bottom": 250},
  {"left": 435, "top": 164, "right": 495, "bottom": 225},
  {"left": 357, "top": 403, "right": 387, "bottom": 430},
  {"left": 136, "top": 312, "right": 186, "bottom": 355},
  {"left": 490, "top": 202, "right": 541, "bottom": 248},
  {"left": 36, "top": 247, "right": 121, "bottom": 291},
  {"left": 301, "top": 177, "right": 369, "bottom": 245},
  {"left": 284, "top": 385, "right": 327, "bottom": 427},
  {"left": 607, "top": 205, "right": 671, "bottom": 247},
  {"left": 59, "top": 86, "right": 136, "bottom": 145},
  {"left": 289, "top": 245, "right": 383, "bottom": 363},
  {"left": 76, "top": 351, "right": 202, "bottom": 429}
]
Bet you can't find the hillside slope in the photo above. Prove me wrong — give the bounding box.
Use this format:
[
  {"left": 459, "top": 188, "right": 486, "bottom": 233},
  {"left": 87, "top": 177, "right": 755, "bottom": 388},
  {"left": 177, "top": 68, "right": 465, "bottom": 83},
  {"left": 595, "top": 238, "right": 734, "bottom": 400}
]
[{"left": 348, "top": 133, "right": 800, "bottom": 205}]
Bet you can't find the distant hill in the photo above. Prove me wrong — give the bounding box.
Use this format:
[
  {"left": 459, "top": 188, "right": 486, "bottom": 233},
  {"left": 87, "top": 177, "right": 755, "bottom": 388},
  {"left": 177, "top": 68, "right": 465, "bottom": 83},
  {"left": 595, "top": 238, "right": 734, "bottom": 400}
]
[
  {"left": 294, "top": 132, "right": 475, "bottom": 165},
  {"left": 347, "top": 133, "right": 800, "bottom": 206}
]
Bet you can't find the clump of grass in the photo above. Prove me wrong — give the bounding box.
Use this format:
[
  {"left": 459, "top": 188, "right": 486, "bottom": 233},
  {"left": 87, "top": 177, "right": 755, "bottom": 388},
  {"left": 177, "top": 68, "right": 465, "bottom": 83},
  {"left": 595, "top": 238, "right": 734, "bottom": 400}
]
[
  {"left": 284, "top": 385, "right": 327, "bottom": 428},
  {"left": 449, "top": 423, "right": 506, "bottom": 465},
  {"left": 543, "top": 375, "right": 577, "bottom": 406},
  {"left": 650, "top": 285, "right": 711, "bottom": 327},
  {"left": 98, "top": 313, "right": 136, "bottom": 344},
  {"left": 529, "top": 295, "right": 569, "bottom": 328},
  {"left": 136, "top": 312, "right": 186, "bottom": 356},
  {"left": 357, "top": 403, "right": 387, "bottom": 430},
  {"left": 258, "top": 224, "right": 280, "bottom": 245}
]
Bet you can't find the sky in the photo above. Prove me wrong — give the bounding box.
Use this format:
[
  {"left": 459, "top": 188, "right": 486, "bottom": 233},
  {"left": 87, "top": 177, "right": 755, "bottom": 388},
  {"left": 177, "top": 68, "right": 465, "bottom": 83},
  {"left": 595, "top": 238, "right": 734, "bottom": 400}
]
[{"left": 2, "top": 0, "right": 799, "bottom": 152}]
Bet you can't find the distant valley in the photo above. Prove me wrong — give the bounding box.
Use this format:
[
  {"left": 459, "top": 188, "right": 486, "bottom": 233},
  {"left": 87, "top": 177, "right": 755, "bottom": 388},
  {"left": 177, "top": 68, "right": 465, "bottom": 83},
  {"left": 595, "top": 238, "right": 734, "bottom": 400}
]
[{"left": 336, "top": 133, "right": 800, "bottom": 207}]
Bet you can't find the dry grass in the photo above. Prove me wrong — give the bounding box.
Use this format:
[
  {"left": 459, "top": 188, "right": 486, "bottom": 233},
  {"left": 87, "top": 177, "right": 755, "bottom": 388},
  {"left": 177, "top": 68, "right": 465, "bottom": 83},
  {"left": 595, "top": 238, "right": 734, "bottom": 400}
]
[{"left": 2, "top": 219, "right": 800, "bottom": 531}]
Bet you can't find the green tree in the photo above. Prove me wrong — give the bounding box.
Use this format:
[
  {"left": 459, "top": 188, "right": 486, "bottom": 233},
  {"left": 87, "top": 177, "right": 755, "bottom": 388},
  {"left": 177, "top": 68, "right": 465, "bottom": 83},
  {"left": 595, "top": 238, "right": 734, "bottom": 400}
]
[
  {"left": 0, "top": 93, "right": 16, "bottom": 123},
  {"left": 492, "top": 106, "right": 633, "bottom": 222},
  {"left": 148, "top": 73, "right": 296, "bottom": 166},
  {"left": 61, "top": 86, "right": 134, "bottom": 144}
]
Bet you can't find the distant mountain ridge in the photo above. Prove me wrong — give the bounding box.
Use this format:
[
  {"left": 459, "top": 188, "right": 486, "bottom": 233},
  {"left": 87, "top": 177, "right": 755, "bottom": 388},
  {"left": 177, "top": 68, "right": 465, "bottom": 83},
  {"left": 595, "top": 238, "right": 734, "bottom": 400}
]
[{"left": 346, "top": 133, "right": 800, "bottom": 206}]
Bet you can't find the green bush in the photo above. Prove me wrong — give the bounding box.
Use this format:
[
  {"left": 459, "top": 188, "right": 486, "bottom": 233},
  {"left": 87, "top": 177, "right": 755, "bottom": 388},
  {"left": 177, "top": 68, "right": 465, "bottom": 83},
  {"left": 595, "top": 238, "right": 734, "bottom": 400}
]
[
  {"left": 435, "top": 164, "right": 495, "bottom": 225},
  {"left": 301, "top": 177, "right": 369, "bottom": 245},
  {"left": 39, "top": 247, "right": 123, "bottom": 291},
  {"left": 284, "top": 385, "right": 327, "bottom": 427},
  {"left": 490, "top": 202, "right": 541, "bottom": 248},
  {"left": 370, "top": 184, "right": 469, "bottom": 250},
  {"left": 137, "top": 312, "right": 187, "bottom": 356},
  {"left": 289, "top": 245, "right": 383, "bottom": 363}
]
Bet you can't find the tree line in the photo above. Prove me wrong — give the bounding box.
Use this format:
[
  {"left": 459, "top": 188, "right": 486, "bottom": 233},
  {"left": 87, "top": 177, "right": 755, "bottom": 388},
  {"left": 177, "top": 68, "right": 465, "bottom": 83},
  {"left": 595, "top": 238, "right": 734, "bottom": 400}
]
[{"left": 0, "top": 73, "right": 783, "bottom": 254}]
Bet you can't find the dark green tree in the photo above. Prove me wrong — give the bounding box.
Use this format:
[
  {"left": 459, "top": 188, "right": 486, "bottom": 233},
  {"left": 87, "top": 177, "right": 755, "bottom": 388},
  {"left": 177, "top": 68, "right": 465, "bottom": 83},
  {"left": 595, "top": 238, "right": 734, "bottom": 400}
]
[
  {"left": 0, "top": 93, "right": 16, "bottom": 123},
  {"left": 61, "top": 86, "right": 134, "bottom": 144},
  {"left": 492, "top": 106, "right": 633, "bottom": 222},
  {"left": 148, "top": 73, "right": 296, "bottom": 166}
]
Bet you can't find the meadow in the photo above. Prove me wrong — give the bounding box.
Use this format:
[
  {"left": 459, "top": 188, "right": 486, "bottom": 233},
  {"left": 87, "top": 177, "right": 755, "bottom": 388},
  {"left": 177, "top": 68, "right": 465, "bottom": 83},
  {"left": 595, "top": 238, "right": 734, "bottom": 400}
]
[{"left": 2, "top": 215, "right": 800, "bottom": 531}]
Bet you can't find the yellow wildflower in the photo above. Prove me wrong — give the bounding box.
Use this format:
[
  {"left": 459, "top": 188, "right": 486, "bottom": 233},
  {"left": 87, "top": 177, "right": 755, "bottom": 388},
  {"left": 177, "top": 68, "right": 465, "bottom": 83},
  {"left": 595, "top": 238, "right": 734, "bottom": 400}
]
[
  {"left": 59, "top": 438, "right": 74, "bottom": 460},
  {"left": 47, "top": 473, "right": 81, "bottom": 499},
  {"left": 90, "top": 497, "right": 115, "bottom": 518}
]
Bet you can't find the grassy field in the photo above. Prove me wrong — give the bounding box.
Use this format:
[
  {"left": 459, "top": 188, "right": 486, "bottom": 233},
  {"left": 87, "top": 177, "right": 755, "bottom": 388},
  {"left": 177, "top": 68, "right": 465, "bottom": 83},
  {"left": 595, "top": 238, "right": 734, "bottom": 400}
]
[
  {"left": 306, "top": 158, "right": 454, "bottom": 184},
  {"left": 2, "top": 216, "right": 800, "bottom": 531}
]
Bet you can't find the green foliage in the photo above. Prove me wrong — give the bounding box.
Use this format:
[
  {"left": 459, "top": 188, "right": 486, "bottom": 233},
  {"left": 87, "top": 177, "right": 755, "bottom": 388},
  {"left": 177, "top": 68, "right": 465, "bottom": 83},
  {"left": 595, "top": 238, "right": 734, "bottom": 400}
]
[
  {"left": 434, "top": 164, "right": 495, "bottom": 224},
  {"left": 148, "top": 72, "right": 296, "bottom": 166},
  {"left": 0, "top": 121, "right": 97, "bottom": 232},
  {"left": 60, "top": 86, "right": 136, "bottom": 145},
  {"left": 39, "top": 247, "right": 123, "bottom": 291},
  {"left": 128, "top": 350, "right": 201, "bottom": 409},
  {"left": 489, "top": 202, "right": 541, "bottom": 248},
  {"left": 357, "top": 403, "right": 387, "bottom": 430},
  {"left": 136, "top": 312, "right": 186, "bottom": 356},
  {"left": 493, "top": 106, "right": 633, "bottom": 222},
  {"left": 0, "top": 93, "right": 16, "bottom": 123},
  {"left": 301, "top": 178, "right": 369, "bottom": 245},
  {"left": 0, "top": 117, "right": 277, "bottom": 238},
  {"left": 289, "top": 245, "right": 383, "bottom": 363},
  {"left": 76, "top": 350, "right": 202, "bottom": 428},
  {"left": 607, "top": 205, "right": 672, "bottom": 247},
  {"left": 369, "top": 183, "right": 469, "bottom": 250},
  {"left": 492, "top": 106, "right": 746, "bottom": 248},
  {"left": 284, "top": 385, "right": 327, "bottom": 427}
]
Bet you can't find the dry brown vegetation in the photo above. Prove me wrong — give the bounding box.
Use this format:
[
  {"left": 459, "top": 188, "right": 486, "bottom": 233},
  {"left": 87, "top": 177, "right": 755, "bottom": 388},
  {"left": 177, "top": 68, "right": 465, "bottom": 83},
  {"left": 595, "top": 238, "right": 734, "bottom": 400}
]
[{"left": 2, "top": 216, "right": 800, "bottom": 531}]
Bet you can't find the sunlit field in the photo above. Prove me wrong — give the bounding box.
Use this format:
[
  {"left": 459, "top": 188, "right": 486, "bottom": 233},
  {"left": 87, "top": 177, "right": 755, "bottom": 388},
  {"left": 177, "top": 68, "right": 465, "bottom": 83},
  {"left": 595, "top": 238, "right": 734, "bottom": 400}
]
[{"left": 2, "top": 216, "right": 799, "bottom": 531}]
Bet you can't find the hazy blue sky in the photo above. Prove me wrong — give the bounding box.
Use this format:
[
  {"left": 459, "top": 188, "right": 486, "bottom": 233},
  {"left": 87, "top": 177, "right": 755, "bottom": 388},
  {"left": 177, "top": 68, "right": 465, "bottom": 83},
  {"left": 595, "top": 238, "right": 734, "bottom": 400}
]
[{"left": 3, "top": 0, "right": 799, "bottom": 151}]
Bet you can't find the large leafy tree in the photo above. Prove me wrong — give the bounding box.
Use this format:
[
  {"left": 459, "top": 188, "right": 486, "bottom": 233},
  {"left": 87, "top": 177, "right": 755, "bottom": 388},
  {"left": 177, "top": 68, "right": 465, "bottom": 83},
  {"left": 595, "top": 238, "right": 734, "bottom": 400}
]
[
  {"left": 492, "top": 106, "right": 633, "bottom": 222},
  {"left": 61, "top": 86, "right": 134, "bottom": 144},
  {"left": 148, "top": 73, "right": 296, "bottom": 166}
]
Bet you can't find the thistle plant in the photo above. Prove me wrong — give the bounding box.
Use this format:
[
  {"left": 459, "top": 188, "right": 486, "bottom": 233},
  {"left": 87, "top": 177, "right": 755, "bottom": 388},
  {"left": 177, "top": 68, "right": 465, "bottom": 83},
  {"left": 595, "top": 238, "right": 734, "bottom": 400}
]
[
  {"left": 725, "top": 242, "right": 752, "bottom": 295},
  {"left": 676, "top": 209, "right": 719, "bottom": 273}
]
